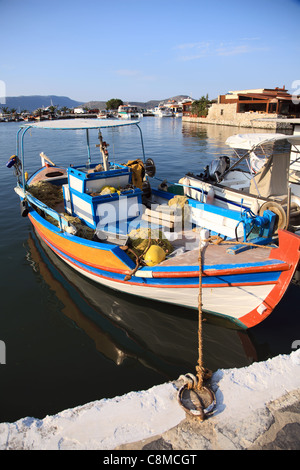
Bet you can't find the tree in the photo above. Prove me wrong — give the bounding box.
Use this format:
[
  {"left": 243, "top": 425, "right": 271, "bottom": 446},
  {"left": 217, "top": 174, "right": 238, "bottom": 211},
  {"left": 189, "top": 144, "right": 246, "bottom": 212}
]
[
  {"left": 106, "top": 98, "right": 123, "bottom": 110},
  {"left": 34, "top": 108, "right": 43, "bottom": 117},
  {"left": 1, "top": 106, "right": 10, "bottom": 114},
  {"left": 48, "top": 105, "right": 58, "bottom": 114},
  {"left": 60, "top": 106, "right": 69, "bottom": 114},
  {"left": 191, "top": 95, "right": 211, "bottom": 117}
]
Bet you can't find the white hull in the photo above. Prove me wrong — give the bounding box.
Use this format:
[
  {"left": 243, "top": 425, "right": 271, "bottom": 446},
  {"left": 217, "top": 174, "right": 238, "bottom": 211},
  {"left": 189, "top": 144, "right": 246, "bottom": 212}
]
[
  {"left": 61, "top": 255, "right": 274, "bottom": 322},
  {"left": 154, "top": 112, "right": 173, "bottom": 117},
  {"left": 181, "top": 173, "right": 300, "bottom": 216},
  {"left": 118, "top": 113, "right": 142, "bottom": 120}
]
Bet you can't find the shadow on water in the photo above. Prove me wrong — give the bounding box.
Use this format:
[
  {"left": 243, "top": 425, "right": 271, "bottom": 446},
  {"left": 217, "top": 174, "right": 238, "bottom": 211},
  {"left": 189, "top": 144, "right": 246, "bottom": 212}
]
[
  {"left": 30, "top": 229, "right": 300, "bottom": 371},
  {"left": 28, "top": 231, "right": 256, "bottom": 374}
]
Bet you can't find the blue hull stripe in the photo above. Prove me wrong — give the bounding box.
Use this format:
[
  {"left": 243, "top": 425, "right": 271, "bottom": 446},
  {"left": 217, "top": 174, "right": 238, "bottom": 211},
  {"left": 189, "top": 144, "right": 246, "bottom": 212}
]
[{"left": 41, "top": 234, "right": 281, "bottom": 287}]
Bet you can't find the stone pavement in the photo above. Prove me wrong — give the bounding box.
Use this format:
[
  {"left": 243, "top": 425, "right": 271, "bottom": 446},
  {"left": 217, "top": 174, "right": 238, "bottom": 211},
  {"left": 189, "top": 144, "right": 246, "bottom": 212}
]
[{"left": 117, "top": 388, "right": 300, "bottom": 450}]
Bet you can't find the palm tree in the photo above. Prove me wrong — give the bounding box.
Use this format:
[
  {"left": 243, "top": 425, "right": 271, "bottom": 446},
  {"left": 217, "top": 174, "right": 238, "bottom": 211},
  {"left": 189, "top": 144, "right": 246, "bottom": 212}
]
[
  {"left": 60, "top": 106, "right": 69, "bottom": 115},
  {"left": 1, "top": 106, "right": 10, "bottom": 115}
]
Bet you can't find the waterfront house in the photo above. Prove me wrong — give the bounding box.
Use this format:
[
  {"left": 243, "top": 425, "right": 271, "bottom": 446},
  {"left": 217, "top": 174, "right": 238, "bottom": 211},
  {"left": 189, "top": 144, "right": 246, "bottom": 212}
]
[{"left": 182, "top": 86, "right": 300, "bottom": 128}]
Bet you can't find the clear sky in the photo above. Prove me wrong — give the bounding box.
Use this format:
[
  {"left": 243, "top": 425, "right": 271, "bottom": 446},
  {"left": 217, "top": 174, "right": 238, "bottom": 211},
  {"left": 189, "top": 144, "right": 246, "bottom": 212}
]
[{"left": 1, "top": 0, "right": 300, "bottom": 103}]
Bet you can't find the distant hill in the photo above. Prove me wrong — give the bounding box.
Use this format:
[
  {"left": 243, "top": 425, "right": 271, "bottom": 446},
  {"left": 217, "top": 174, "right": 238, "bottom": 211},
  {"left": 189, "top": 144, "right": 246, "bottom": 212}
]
[
  {"left": 1, "top": 94, "right": 192, "bottom": 112},
  {"left": 83, "top": 95, "right": 192, "bottom": 110},
  {"left": 2, "top": 95, "right": 83, "bottom": 112}
]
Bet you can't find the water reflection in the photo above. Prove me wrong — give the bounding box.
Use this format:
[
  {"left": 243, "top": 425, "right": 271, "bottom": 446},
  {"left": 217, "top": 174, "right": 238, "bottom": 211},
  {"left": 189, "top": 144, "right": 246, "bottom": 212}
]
[
  {"left": 3, "top": 119, "right": 299, "bottom": 422},
  {"left": 27, "top": 231, "right": 260, "bottom": 379}
]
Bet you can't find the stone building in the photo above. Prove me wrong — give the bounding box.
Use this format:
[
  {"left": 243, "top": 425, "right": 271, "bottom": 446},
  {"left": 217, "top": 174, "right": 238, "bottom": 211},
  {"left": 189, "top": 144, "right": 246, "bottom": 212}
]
[{"left": 183, "top": 86, "right": 300, "bottom": 129}]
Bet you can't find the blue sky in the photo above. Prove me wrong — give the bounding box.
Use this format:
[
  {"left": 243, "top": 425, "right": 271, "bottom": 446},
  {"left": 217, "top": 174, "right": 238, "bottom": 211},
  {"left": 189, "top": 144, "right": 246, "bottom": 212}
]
[{"left": 1, "top": 0, "right": 300, "bottom": 103}]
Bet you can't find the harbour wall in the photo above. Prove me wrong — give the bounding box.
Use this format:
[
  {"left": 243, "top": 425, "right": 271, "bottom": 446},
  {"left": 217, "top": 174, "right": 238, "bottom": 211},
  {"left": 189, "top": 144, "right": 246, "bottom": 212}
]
[{"left": 183, "top": 103, "right": 293, "bottom": 129}]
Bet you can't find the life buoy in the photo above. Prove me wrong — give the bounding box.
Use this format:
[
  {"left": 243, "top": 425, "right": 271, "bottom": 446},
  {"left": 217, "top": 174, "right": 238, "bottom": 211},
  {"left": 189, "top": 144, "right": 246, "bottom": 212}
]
[{"left": 258, "top": 201, "right": 287, "bottom": 232}]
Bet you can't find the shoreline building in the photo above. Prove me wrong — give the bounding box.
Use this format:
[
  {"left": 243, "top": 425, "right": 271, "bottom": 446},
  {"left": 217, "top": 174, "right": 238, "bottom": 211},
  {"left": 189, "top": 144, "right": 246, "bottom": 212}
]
[{"left": 182, "top": 86, "right": 300, "bottom": 129}]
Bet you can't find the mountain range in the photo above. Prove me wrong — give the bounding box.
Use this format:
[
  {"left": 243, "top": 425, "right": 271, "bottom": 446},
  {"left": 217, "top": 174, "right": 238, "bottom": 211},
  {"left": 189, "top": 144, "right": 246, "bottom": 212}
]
[
  {"left": 1, "top": 95, "right": 83, "bottom": 112},
  {"left": 1, "top": 95, "right": 191, "bottom": 112}
]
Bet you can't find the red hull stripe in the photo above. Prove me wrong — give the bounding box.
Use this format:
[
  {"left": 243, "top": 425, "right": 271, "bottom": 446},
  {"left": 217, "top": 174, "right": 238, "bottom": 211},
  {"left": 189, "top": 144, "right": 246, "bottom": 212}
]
[{"left": 239, "top": 230, "right": 300, "bottom": 328}]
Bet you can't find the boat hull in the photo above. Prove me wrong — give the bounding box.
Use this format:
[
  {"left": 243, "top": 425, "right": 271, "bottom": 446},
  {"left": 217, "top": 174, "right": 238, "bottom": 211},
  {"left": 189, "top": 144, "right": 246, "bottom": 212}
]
[{"left": 28, "top": 207, "right": 300, "bottom": 330}]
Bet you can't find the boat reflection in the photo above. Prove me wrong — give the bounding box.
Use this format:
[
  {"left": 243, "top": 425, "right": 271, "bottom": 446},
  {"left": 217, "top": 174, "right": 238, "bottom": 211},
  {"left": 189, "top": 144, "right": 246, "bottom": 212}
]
[{"left": 27, "top": 230, "right": 259, "bottom": 379}]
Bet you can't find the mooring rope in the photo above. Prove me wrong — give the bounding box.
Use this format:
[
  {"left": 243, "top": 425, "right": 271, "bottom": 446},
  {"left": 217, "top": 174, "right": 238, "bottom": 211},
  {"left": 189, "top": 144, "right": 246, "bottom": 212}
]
[
  {"left": 124, "top": 232, "right": 152, "bottom": 281},
  {"left": 196, "top": 235, "right": 205, "bottom": 390},
  {"left": 203, "top": 234, "right": 274, "bottom": 249}
]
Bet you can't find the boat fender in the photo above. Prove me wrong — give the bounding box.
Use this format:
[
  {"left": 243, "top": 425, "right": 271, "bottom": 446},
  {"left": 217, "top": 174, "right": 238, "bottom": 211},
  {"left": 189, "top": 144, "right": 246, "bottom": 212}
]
[
  {"left": 20, "top": 200, "right": 29, "bottom": 217},
  {"left": 206, "top": 188, "right": 215, "bottom": 204},
  {"left": 143, "top": 245, "right": 166, "bottom": 266}
]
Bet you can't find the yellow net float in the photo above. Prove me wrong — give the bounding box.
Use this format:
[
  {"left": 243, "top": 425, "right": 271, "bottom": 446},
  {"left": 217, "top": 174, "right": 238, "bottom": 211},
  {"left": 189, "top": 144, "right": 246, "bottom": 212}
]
[{"left": 143, "top": 245, "right": 166, "bottom": 266}]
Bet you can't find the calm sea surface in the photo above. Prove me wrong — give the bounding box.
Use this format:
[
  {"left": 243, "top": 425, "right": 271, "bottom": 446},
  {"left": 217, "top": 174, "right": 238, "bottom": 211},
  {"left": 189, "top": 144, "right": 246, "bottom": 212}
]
[{"left": 0, "top": 117, "right": 299, "bottom": 423}]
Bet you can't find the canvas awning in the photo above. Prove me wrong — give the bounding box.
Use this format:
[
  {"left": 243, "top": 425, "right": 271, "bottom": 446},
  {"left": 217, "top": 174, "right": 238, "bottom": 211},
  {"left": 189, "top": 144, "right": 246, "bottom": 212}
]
[
  {"left": 20, "top": 118, "right": 140, "bottom": 130},
  {"left": 225, "top": 133, "right": 300, "bottom": 150}
]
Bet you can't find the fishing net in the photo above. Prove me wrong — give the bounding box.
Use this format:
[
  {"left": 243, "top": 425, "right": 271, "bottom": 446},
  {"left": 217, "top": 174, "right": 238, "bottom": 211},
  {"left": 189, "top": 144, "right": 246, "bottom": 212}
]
[
  {"left": 28, "top": 181, "right": 63, "bottom": 208},
  {"left": 128, "top": 227, "right": 174, "bottom": 260}
]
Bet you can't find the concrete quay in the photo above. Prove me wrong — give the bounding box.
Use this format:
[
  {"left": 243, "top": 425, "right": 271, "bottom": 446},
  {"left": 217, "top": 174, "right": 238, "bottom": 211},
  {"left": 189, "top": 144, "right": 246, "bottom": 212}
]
[
  {"left": 1, "top": 350, "right": 300, "bottom": 450},
  {"left": 118, "top": 387, "right": 300, "bottom": 451}
]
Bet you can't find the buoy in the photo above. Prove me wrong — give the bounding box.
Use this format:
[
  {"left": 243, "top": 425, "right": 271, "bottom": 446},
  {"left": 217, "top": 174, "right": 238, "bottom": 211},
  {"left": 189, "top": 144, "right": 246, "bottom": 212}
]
[
  {"left": 143, "top": 245, "right": 166, "bottom": 266},
  {"left": 100, "top": 186, "right": 118, "bottom": 195}
]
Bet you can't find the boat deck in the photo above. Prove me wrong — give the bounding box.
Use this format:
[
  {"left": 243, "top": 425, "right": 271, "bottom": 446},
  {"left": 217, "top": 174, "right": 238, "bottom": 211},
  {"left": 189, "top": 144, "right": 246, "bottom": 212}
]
[
  {"left": 28, "top": 168, "right": 275, "bottom": 269},
  {"left": 160, "top": 238, "right": 272, "bottom": 267}
]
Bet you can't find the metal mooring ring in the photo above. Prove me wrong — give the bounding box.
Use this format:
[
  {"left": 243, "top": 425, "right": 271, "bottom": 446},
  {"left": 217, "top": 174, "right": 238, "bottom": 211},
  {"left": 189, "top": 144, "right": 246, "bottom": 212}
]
[{"left": 178, "top": 384, "right": 216, "bottom": 420}]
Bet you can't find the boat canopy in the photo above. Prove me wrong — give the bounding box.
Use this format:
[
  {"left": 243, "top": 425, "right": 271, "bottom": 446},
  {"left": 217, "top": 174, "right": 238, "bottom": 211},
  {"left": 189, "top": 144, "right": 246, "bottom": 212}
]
[
  {"left": 225, "top": 133, "right": 300, "bottom": 150},
  {"left": 222, "top": 133, "right": 300, "bottom": 199},
  {"left": 16, "top": 119, "right": 145, "bottom": 191},
  {"left": 20, "top": 118, "right": 140, "bottom": 130}
]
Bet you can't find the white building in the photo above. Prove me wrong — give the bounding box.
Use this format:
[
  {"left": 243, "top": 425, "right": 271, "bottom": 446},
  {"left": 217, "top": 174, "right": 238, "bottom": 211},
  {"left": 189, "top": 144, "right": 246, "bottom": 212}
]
[{"left": 73, "top": 107, "right": 85, "bottom": 114}]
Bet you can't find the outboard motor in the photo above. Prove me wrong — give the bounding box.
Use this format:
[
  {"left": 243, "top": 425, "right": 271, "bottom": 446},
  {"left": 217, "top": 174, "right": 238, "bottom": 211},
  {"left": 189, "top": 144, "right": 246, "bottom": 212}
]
[{"left": 207, "top": 156, "right": 230, "bottom": 182}]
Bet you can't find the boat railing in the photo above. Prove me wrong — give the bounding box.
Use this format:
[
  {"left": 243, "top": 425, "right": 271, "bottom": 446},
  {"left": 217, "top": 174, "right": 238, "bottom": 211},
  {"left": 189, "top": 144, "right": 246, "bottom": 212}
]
[{"left": 24, "top": 192, "right": 75, "bottom": 234}]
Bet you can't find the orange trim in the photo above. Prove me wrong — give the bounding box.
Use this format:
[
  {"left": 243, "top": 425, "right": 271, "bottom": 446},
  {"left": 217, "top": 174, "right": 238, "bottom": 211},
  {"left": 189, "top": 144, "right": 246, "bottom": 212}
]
[
  {"left": 239, "top": 230, "right": 300, "bottom": 328},
  {"left": 29, "top": 214, "right": 131, "bottom": 273}
]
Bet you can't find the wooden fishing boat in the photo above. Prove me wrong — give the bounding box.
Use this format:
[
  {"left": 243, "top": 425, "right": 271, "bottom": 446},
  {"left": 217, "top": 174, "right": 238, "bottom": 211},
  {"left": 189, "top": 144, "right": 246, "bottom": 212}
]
[
  {"left": 7, "top": 119, "right": 300, "bottom": 329},
  {"left": 179, "top": 133, "right": 300, "bottom": 233}
]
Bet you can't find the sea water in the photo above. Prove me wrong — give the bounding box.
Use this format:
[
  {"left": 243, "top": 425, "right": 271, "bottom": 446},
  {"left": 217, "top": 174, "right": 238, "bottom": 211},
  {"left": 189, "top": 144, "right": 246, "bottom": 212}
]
[{"left": 0, "top": 118, "right": 299, "bottom": 422}]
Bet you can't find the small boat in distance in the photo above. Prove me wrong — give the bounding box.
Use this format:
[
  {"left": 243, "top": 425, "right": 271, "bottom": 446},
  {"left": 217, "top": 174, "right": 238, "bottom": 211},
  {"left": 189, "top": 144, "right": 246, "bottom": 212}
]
[
  {"left": 7, "top": 119, "right": 300, "bottom": 329},
  {"left": 118, "top": 105, "right": 143, "bottom": 119},
  {"left": 153, "top": 106, "right": 173, "bottom": 117}
]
